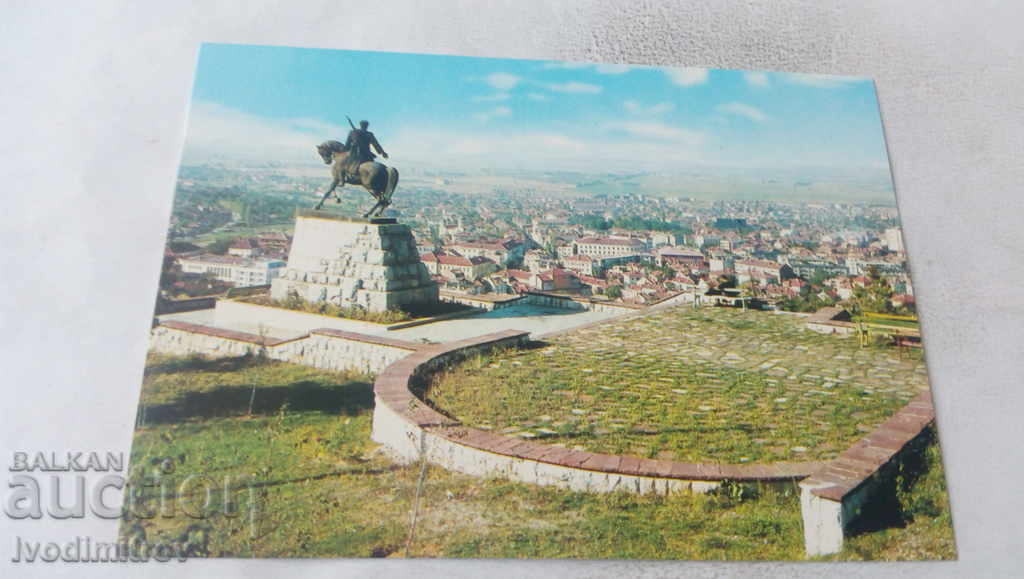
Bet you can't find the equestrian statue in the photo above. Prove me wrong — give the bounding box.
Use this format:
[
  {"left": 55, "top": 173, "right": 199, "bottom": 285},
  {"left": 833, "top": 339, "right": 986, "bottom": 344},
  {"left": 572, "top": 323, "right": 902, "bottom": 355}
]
[{"left": 314, "top": 117, "right": 399, "bottom": 218}]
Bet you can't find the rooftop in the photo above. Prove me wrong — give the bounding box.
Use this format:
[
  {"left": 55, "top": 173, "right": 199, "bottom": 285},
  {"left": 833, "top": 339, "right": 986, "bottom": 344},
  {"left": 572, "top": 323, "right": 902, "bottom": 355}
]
[
  {"left": 577, "top": 236, "right": 646, "bottom": 247},
  {"left": 179, "top": 254, "right": 285, "bottom": 268}
]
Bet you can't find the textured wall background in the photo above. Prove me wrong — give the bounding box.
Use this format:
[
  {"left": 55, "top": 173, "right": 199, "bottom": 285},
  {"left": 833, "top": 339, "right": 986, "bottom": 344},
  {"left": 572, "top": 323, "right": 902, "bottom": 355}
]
[{"left": 1, "top": 1, "right": 1022, "bottom": 577}]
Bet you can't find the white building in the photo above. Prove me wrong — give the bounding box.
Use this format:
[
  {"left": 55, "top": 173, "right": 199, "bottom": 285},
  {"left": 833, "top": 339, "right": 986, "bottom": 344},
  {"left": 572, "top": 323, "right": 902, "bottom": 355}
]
[
  {"left": 650, "top": 231, "right": 678, "bottom": 247},
  {"left": 573, "top": 236, "right": 647, "bottom": 258},
  {"left": 884, "top": 227, "right": 905, "bottom": 253},
  {"left": 449, "top": 238, "right": 525, "bottom": 267},
  {"left": 179, "top": 254, "right": 285, "bottom": 287},
  {"left": 524, "top": 249, "right": 555, "bottom": 272},
  {"left": 735, "top": 259, "right": 794, "bottom": 285},
  {"left": 420, "top": 252, "right": 498, "bottom": 281},
  {"left": 561, "top": 255, "right": 598, "bottom": 276}
]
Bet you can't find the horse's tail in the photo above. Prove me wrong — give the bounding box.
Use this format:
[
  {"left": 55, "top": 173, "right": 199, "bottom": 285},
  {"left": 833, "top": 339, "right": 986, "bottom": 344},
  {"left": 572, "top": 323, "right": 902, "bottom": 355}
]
[{"left": 384, "top": 166, "right": 399, "bottom": 203}]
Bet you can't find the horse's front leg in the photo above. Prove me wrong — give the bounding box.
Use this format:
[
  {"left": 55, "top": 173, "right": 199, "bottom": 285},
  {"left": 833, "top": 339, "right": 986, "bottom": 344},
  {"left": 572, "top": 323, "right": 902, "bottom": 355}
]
[
  {"left": 363, "top": 200, "right": 383, "bottom": 219},
  {"left": 314, "top": 178, "right": 340, "bottom": 210}
]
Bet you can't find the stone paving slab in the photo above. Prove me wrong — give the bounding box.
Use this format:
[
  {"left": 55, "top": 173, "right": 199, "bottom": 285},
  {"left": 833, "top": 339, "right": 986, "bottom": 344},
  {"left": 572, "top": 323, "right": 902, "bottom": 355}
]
[{"left": 430, "top": 307, "right": 932, "bottom": 464}]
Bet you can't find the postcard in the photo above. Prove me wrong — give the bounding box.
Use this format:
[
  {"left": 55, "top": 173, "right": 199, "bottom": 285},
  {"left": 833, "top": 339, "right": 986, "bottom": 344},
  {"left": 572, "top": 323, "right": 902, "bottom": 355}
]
[{"left": 123, "top": 44, "right": 954, "bottom": 561}]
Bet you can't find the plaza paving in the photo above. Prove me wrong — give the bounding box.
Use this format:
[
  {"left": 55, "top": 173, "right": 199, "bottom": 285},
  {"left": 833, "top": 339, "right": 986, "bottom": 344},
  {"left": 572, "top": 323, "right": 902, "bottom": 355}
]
[
  {"left": 159, "top": 303, "right": 622, "bottom": 343},
  {"left": 429, "top": 306, "right": 931, "bottom": 464}
]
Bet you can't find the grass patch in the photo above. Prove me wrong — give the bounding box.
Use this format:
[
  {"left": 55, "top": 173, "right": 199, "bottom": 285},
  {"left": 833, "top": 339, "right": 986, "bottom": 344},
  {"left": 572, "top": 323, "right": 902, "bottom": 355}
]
[
  {"left": 429, "top": 307, "right": 929, "bottom": 463},
  {"left": 237, "top": 293, "right": 472, "bottom": 325},
  {"left": 123, "top": 352, "right": 951, "bottom": 560}
]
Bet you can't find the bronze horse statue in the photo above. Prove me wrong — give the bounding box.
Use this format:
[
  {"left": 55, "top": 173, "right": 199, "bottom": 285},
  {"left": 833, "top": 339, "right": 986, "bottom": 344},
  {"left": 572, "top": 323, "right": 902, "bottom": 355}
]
[{"left": 313, "top": 140, "right": 399, "bottom": 218}]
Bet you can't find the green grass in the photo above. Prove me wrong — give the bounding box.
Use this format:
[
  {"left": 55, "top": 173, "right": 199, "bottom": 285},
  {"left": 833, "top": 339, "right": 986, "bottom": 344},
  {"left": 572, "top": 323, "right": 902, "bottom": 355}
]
[
  {"left": 123, "top": 353, "right": 952, "bottom": 560},
  {"left": 237, "top": 294, "right": 473, "bottom": 325},
  {"left": 188, "top": 223, "right": 294, "bottom": 246},
  {"left": 429, "top": 307, "right": 929, "bottom": 463},
  {"left": 243, "top": 294, "right": 415, "bottom": 323}
]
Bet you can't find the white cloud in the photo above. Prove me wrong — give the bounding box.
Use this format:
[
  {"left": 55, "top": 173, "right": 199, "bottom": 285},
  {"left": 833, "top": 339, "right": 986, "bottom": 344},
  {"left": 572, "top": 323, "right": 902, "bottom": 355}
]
[
  {"left": 389, "top": 125, "right": 709, "bottom": 172},
  {"left": 541, "top": 61, "right": 589, "bottom": 70},
  {"left": 716, "top": 102, "right": 769, "bottom": 122},
  {"left": 604, "top": 121, "right": 705, "bottom": 144},
  {"left": 744, "top": 71, "right": 769, "bottom": 87},
  {"left": 484, "top": 72, "right": 522, "bottom": 90},
  {"left": 471, "top": 92, "right": 510, "bottom": 102},
  {"left": 182, "top": 102, "right": 712, "bottom": 173},
  {"left": 526, "top": 93, "right": 549, "bottom": 102},
  {"left": 665, "top": 67, "right": 708, "bottom": 87},
  {"left": 542, "top": 61, "right": 633, "bottom": 74},
  {"left": 390, "top": 129, "right": 588, "bottom": 163},
  {"left": 595, "top": 63, "right": 632, "bottom": 74},
  {"left": 473, "top": 105, "right": 512, "bottom": 122},
  {"left": 781, "top": 72, "right": 870, "bottom": 88},
  {"left": 183, "top": 101, "right": 348, "bottom": 161},
  {"left": 545, "top": 81, "right": 602, "bottom": 94},
  {"left": 623, "top": 100, "right": 675, "bottom": 115}
]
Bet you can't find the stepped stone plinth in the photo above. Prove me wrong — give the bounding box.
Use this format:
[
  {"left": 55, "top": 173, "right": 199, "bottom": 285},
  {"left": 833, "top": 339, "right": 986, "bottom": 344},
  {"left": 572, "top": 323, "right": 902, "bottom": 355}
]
[{"left": 270, "top": 210, "right": 438, "bottom": 313}]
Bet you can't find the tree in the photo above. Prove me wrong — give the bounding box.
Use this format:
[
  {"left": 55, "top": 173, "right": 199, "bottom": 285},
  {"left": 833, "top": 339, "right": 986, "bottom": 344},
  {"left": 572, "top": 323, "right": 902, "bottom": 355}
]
[
  {"left": 158, "top": 254, "right": 181, "bottom": 290},
  {"left": 779, "top": 285, "right": 836, "bottom": 313},
  {"left": 851, "top": 266, "right": 895, "bottom": 315},
  {"left": 428, "top": 224, "right": 442, "bottom": 249},
  {"left": 738, "top": 281, "right": 759, "bottom": 311},
  {"left": 716, "top": 274, "right": 738, "bottom": 290},
  {"left": 205, "top": 237, "right": 234, "bottom": 255},
  {"left": 606, "top": 285, "right": 623, "bottom": 299}
]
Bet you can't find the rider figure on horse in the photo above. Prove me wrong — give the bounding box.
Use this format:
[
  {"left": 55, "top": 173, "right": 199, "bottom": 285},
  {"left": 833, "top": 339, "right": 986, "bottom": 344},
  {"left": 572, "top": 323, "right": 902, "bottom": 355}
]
[
  {"left": 313, "top": 118, "right": 399, "bottom": 217},
  {"left": 343, "top": 120, "right": 388, "bottom": 181}
]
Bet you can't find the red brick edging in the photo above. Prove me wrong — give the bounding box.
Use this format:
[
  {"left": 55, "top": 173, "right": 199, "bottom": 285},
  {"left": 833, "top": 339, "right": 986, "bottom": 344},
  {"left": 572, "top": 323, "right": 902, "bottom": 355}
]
[
  {"left": 158, "top": 320, "right": 297, "bottom": 347},
  {"left": 309, "top": 328, "right": 423, "bottom": 351},
  {"left": 802, "top": 389, "right": 935, "bottom": 501}
]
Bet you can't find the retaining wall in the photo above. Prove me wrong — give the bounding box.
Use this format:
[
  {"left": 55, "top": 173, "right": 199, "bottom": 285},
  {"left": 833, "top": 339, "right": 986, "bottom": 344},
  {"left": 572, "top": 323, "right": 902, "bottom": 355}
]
[
  {"left": 798, "top": 389, "right": 936, "bottom": 556},
  {"left": 150, "top": 320, "right": 421, "bottom": 374},
  {"left": 154, "top": 296, "right": 217, "bottom": 315},
  {"left": 522, "top": 292, "right": 644, "bottom": 314},
  {"left": 439, "top": 292, "right": 527, "bottom": 311}
]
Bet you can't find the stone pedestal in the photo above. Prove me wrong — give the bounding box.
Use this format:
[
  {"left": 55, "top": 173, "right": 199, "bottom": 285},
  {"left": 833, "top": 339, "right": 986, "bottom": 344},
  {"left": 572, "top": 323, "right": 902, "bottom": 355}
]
[{"left": 270, "top": 210, "right": 438, "bottom": 313}]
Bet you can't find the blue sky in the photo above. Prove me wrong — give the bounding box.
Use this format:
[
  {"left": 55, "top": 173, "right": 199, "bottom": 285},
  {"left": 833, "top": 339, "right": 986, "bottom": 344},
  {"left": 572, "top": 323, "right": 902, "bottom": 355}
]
[{"left": 185, "top": 43, "right": 892, "bottom": 180}]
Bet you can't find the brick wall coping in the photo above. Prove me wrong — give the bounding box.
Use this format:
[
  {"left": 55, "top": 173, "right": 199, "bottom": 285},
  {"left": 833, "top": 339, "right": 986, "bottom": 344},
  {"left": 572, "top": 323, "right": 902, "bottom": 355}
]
[
  {"left": 309, "top": 328, "right": 424, "bottom": 351},
  {"left": 373, "top": 330, "right": 826, "bottom": 482},
  {"left": 158, "top": 320, "right": 298, "bottom": 347},
  {"left": 803, "top": 389, "right": 934, "bottom": 502}
]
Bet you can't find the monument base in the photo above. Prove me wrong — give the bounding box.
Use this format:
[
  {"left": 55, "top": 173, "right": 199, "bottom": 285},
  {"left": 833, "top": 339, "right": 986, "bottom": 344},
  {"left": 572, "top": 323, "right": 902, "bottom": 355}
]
[{"left": 270, "top": 211, "right": 439, "bottom": 313}]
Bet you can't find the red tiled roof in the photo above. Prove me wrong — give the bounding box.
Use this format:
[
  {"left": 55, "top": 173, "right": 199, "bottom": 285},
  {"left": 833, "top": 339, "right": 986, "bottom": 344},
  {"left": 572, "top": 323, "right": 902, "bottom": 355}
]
[
  {"left": 230, "top": 238, "right": 257, "bottom": 249},
  {"left": 438, "top": 255, "right": 474, "bottom": 266}
]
